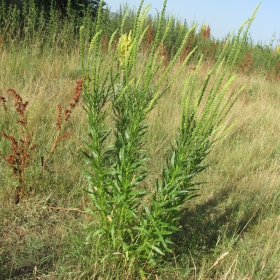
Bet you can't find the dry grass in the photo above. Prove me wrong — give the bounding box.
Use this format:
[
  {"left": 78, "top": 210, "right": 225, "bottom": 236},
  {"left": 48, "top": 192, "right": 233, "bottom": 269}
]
[{"left": 1, "top": 45, "right": 280, "bottom": 279}]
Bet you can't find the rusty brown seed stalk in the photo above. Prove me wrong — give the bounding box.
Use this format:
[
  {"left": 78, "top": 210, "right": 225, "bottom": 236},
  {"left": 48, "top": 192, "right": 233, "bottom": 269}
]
[
  {"left": 1, "top": 80, "right": 84, "bottom": 204},
  {"left": 180, "top": 33, "right": 195, "bottom": 62},
  {"left": 1, "top": 88, "right": 36, "bottom": 204},
  {"left": 266, "top": 60, "right": 280, "bottom": 82},
  {"left": 202, "top": 25, "right": 211, "bottom": 39},
  {"left": 0, "top": 96, "right": 7, "bottom": 111},
  {"left": 41, "top": 79, "right": 84, "bottom": 174},
  {"left": 240, "top": 50, "right": 254, "bottom": 74}
]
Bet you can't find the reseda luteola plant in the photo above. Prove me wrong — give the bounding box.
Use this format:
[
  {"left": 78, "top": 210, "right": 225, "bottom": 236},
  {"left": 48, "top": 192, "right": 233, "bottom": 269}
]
[{"left": 80, "top": 0, "right": 260, "bottom": 274}]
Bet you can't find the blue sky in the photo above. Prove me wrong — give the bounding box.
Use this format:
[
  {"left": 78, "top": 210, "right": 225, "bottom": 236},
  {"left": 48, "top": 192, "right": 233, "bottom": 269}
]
[{"left": 106, "top": 0, "right": 280, "bottom": 48}]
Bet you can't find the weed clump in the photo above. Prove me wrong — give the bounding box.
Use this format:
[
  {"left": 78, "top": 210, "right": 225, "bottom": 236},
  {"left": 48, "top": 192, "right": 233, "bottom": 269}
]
[{"left": 1, "top": 80, "right": 84, "bottom": 204}]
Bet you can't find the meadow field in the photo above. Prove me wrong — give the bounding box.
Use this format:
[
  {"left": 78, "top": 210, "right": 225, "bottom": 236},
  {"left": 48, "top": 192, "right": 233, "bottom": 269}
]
[{"left": 1, "top": 0, "right": 280, "bottom": 279}]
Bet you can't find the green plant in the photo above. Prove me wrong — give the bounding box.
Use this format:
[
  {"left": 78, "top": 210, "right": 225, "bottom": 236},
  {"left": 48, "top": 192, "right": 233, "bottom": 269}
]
[{"left": 81, "top": 0, "right": 259, "bottom": 275}]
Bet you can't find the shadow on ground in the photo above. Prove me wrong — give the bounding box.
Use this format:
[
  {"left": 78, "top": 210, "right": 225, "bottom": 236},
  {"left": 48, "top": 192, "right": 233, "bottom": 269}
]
[{"left": 172, "top": 183, "right": 264, "bottom": 257}]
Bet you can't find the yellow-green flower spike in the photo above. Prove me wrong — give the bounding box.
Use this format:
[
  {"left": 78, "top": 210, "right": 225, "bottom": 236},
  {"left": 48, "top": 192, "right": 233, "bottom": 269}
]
[
  {"left": 118, "top": 30, "right": 132, "bottom": 68},
  {"left": 201, "top": 23, "right": 207, "bottom": 31},
  {"left": 276, "top": 45, "right": 280, "bottom": 55}
]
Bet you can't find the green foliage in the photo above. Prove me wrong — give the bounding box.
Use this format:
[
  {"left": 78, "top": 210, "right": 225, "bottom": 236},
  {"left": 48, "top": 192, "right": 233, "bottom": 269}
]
[
  {"left": 40, "top": 0, "right": 106, "bottom": 19},
  {"left": 0, "top": 0, "right": 108, "bottom": 50},
  {"left": 2, "top": 0, "right": 280, "bottom": 278},
  {"left": 2, "top": 0, "right": 106, "bottom": 18},
  {"left": 1, "top": 0, "right": 279, "bottom": 76},
  {"left": 0, "top": 1, "right": 280, "bottom": 279},
  {"left": 81, "top": 0, "right": 260, "bottom": 274}
]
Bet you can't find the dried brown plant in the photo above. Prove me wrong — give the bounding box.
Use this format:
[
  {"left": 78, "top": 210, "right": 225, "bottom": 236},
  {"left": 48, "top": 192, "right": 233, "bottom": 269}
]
[
  {"left": 7, "top": 88, "right": 28, "bottom": 126},
  {"left": 180, "top": 33, "right": 195, "bottom": 62},
  {"left": 266, "top": 61, "right": 280, "bottom": 82},
  {"left": 158, "top": 42, "right": 169, "bottom": 68},
  {"left": 1, "top": 89, "right": 36, "bottom": 204},
  {"left": 209, "top": 41, "right": 216, "bottom": 60},
  {"left": 113, "top": 36, "right": 120, "bottom": 51},
  {"left": 65, "top": 79, "right": 83, "bottom": 121},
  {"left": 1, "top": 80, "right": 84, "bottom": 203},
  {"left": 42, "top": 80, "right": 84, "bottom": 174},
  {"left": 266, "top": 70, "right": 271, "bottom": 81},
  {"left": 101, "top": 33, "right": 108, "bottom": 52},
  {"left": 273, "top": 61, "right": 280, "bottom": 82},
  {"left": 0, "top": 96, "right": 7, "bottom": 111},
  {"left": 57, "top": 104, "right": 62, "bottom": 130},
  {"left": 202, "top": 25, "right": 211, "bottom": 39},
  {"left": 240, "top": 51, "right": 254, "bottom": 74},
  {"left": 146, "top": 24, "right": 154, "bottom": 47},
  {"left": 189, "top": 66, "right": 196, "bottom": 71}
]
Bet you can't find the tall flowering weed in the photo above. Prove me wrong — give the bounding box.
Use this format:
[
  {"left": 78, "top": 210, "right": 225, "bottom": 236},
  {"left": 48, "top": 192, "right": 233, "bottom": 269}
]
[{"left": 80, "top": 0, "right": 260, "bottom": 275}]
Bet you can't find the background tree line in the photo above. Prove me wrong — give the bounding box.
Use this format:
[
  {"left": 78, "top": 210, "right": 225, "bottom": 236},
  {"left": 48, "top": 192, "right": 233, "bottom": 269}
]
[{"left": 3, "top": 0, "right": 106, "bottom": 20}]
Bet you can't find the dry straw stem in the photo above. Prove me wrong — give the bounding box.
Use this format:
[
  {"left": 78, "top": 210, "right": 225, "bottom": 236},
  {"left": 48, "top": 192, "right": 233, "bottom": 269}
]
[
  {"left": 47, "top": 206, "right": 89, "bottom": 214},
  {"left": 202, "top": 252, "right": 229, "bottom": 278},
  {"left": 211, "top": 252, "right": 229, "bottom": 268}
]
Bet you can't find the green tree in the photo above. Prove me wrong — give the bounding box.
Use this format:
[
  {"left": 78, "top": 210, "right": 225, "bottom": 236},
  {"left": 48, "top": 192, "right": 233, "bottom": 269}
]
[
  {"left": 3, "top": 0, "right": 106, "bottom": 19},
  {"left": 44, "top": 0, "right": 107, "bottom": 18}
]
